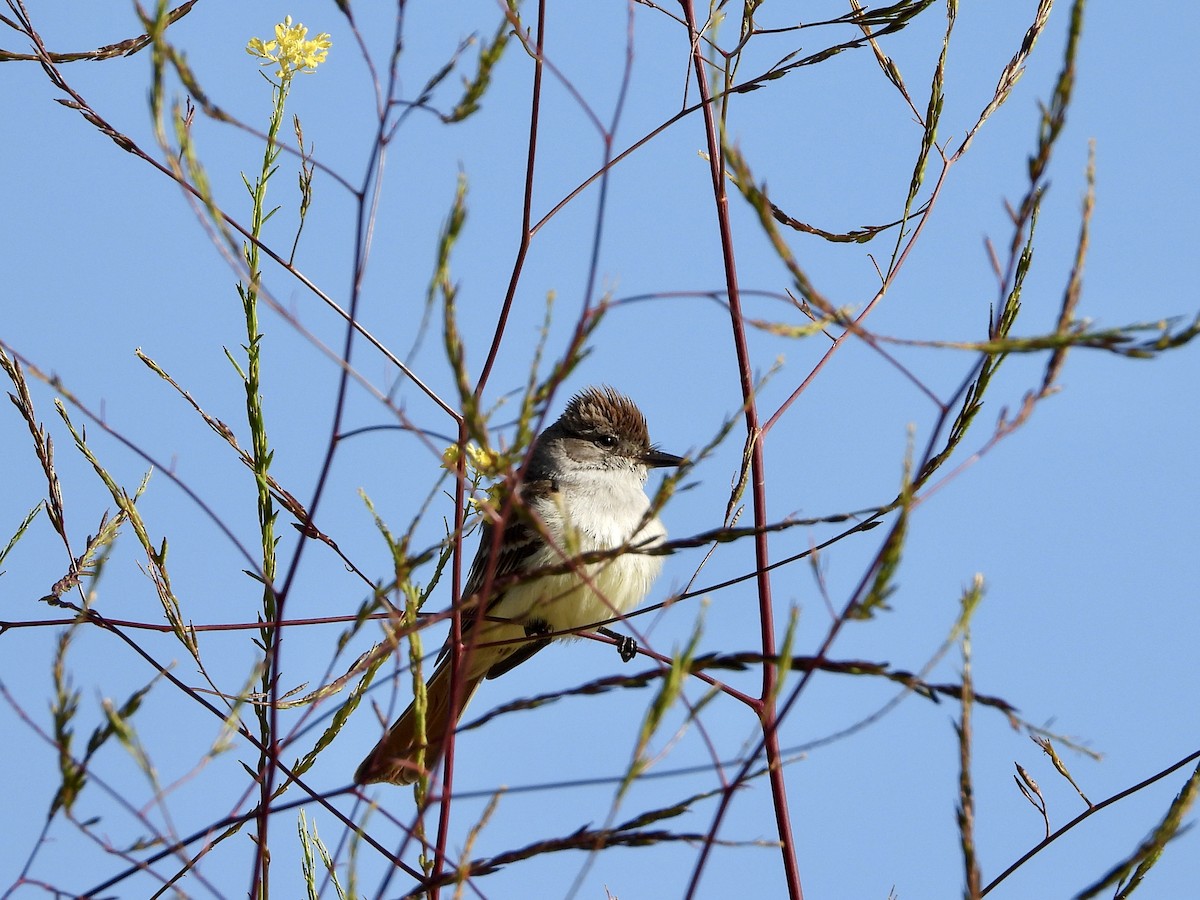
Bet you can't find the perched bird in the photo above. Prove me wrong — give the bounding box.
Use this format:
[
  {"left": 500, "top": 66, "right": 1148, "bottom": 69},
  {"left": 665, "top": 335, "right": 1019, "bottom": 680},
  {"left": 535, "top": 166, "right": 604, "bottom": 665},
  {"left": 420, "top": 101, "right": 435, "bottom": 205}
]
[{"left": 354, "top": 386, "right": 682, "bottom": 785}]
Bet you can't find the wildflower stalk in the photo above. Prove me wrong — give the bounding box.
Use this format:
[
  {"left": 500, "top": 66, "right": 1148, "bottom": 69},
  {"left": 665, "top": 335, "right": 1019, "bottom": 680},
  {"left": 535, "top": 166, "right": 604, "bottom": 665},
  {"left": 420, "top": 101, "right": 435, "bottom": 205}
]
[{"left": 241, "top": 18, "right": 331, "bottom": 897}]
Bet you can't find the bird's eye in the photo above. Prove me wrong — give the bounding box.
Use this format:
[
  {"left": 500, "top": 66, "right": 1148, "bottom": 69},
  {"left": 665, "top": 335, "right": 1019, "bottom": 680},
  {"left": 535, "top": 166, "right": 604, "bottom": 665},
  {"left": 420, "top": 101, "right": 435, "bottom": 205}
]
[{"left": 595, "top": 434, "right": 619, "bottom": 449}]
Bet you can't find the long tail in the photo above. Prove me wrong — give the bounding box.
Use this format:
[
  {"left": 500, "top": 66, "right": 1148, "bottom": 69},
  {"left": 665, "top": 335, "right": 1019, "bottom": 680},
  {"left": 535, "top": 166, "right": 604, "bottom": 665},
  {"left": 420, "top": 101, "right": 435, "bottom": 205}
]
[{"left": 354, "top": 653, "right": 489, "bottom": 786}]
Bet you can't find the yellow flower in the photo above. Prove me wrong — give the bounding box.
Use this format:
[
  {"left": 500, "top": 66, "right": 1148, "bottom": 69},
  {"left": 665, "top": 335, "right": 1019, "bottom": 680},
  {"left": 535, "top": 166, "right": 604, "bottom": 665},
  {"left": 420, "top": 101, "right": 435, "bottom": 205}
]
[
  {"left": 441, "top": 442, "right": 505, "bottom": 478},
  {"left": 465, "top": 444, "right": 503, "bottom": 477},
  {"left": 246, "top": 16, "right": 331, "bottom": 81},
  {"left": 468, "top": 482, "right": 508, "bottom": 514}
]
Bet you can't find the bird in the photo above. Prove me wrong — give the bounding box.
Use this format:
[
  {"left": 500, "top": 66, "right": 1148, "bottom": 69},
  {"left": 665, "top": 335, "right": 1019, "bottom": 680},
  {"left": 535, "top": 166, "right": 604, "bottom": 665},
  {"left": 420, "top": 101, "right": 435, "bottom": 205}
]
[{"left": 354, "top": 386, "right": 682, "bottom": 785}]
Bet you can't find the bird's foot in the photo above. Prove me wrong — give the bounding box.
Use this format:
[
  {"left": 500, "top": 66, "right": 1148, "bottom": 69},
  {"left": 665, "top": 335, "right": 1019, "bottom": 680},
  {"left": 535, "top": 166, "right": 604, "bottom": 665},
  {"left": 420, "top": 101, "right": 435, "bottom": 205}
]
[{"left": 597, "top": 626, "right": 637, "bottom": 663}]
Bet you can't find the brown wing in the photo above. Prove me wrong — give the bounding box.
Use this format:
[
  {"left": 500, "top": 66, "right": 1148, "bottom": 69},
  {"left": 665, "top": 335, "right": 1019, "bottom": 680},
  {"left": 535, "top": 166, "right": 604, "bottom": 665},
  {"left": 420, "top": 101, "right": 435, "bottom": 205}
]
[
  {"left": 442, "top": 477, "right": 556, "bottom": 666},
  {"left": 354, "top": 480, "right": 558, "bottom": 784}
]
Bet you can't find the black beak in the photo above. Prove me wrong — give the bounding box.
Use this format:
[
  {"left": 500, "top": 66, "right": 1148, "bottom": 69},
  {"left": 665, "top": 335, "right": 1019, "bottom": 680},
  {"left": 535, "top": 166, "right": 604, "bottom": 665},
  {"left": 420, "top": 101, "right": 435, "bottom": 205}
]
[{"left": 643, "top": 447, "right": 685, "bottom": 469}]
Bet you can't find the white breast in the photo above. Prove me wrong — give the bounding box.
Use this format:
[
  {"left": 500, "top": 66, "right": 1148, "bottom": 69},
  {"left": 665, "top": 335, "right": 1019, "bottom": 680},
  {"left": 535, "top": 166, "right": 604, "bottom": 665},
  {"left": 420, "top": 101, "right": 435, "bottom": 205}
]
[{"left": 495, "top": 467, "right": 666, "bottom": 633}]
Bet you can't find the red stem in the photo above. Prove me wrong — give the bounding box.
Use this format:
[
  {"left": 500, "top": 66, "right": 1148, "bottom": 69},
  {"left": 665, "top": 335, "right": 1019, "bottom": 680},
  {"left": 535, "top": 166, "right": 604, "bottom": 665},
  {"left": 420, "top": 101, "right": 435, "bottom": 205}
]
[
  {"left": 474, "top": 0, "right": 546, "bottom": 399},
  {"left": 430, "top": 1, "right": 550, "bottom": 891},
  {"left": 676, "top": 4, "right": 803, "bottom": 898}
]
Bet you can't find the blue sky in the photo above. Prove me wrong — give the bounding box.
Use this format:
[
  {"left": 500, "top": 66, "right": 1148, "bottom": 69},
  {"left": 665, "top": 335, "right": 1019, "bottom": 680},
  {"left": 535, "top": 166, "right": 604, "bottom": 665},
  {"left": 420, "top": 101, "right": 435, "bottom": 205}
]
[{"left": 2, "top": 2, "right": 1197, "bottom": 898}]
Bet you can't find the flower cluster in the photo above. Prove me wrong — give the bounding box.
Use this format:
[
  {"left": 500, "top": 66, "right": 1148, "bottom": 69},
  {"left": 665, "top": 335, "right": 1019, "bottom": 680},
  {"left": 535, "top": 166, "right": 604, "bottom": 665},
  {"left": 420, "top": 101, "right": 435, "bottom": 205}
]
[
  {"left": 246, "top": 16, "right": 331, "bottom": 81},
  {"left": 442, "top": 443, "right": 505, "bottom": 478}
]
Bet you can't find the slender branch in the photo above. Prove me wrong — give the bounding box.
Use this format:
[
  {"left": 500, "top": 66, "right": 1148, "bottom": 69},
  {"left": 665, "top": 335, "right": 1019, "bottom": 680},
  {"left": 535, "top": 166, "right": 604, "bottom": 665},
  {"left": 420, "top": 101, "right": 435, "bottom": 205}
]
[{"left": 676, "top": 3, "right": 801, "bottom": 898}]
